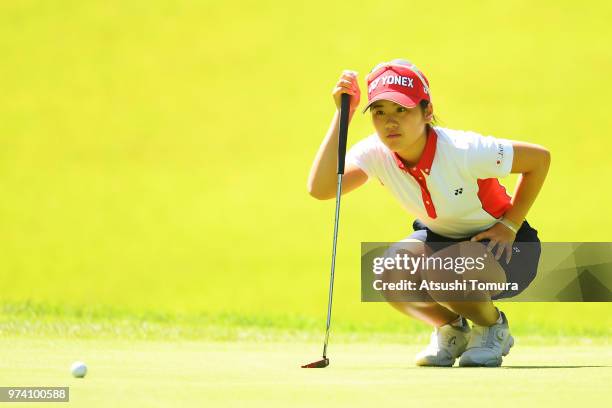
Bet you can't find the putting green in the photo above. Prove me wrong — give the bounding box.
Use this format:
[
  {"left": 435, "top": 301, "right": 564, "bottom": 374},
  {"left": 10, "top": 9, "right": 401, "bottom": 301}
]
[{"left": 1, "top": 336, "right": 610, "bottom": 407}]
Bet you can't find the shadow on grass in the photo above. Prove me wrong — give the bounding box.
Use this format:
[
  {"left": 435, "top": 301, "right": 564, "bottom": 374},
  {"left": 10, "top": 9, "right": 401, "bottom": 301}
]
[
  {"left": 360, "top": 365, "right": 611, "bottom": 370},
  {"left": 502, "top": 365, "right": 611, "bottom": 369}
]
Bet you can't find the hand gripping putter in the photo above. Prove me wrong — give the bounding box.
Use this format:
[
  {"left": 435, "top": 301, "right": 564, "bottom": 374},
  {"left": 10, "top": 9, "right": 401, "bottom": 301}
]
[{"left": 302, "top": 93, "right": 351, "bottom": 368}]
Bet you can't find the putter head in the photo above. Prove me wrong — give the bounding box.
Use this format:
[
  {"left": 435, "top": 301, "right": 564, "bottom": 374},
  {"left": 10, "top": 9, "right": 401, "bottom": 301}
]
[{"left": 301, "top": 358, "right": 329, "bottom": 368}]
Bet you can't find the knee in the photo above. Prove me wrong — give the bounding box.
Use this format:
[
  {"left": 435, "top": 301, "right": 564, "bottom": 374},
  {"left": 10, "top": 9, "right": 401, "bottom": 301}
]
[{"left": 383, "top": 238, "right": 427, "bottom": 260}]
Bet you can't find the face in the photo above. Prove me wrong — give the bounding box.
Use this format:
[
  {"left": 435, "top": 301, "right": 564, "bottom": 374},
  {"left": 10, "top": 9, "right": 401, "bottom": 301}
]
[{"left": 369, "top": 99, "right": 433, "bottom": 153}]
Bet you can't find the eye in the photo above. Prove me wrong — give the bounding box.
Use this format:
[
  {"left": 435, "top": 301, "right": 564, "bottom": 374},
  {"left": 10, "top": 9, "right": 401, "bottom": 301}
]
[
  {"left": 397, "top": 107, "right": 407, "bottom": 112},
  {"left": 374, "top": 110, "right": 384, "bottom": 115}
]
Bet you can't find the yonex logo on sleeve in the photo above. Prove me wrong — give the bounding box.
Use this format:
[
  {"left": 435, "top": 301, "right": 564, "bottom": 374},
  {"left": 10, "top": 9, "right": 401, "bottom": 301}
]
[{"left": 496, "top": 144, "right": 505, "bottom": 164}]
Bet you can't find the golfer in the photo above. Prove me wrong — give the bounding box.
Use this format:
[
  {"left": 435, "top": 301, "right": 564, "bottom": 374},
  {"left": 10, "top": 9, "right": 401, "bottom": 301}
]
[{"left": 307, "top": 59, "right": 550, "bottom": 367}]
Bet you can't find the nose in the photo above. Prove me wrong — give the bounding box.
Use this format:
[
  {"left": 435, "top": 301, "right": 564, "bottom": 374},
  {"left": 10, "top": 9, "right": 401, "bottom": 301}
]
[{"left": 385, "top": 117, "right": 399, "bottom": 130}]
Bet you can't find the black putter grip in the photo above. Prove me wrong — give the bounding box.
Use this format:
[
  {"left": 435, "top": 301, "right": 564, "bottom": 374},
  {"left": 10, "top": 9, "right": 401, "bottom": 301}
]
[{"left": 337, "top": 93, "right": 351, "bottom": 175}]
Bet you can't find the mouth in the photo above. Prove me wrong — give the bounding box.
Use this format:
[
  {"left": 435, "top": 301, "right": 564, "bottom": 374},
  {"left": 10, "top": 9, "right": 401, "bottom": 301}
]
[{"left": 386, "top": 133, "right": 401, "bottom": 139}]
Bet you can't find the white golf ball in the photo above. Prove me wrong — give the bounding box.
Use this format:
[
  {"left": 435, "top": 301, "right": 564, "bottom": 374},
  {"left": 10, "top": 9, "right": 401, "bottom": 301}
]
[{"left": 71, "top": 361, "right": 87, "bottom": 378}]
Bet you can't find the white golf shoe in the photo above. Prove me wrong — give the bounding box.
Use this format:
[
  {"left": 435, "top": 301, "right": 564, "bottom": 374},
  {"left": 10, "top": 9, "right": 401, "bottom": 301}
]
[
  {"left": 415, "top": 318, "right": 470, "bottom": 367},
  {"left": 459, "top": 311, "right": 514, "bottom": 367}
]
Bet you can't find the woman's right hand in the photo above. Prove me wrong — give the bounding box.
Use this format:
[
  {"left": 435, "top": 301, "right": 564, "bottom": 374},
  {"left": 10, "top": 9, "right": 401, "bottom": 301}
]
[{"left": 332, "top": 70, "right": 361, "bottom": 112}]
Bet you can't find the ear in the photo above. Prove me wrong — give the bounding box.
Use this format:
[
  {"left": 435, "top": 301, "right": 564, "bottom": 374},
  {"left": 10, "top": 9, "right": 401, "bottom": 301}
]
[{"left": 423, "top": 103, "right": 434, "bottom": 123}]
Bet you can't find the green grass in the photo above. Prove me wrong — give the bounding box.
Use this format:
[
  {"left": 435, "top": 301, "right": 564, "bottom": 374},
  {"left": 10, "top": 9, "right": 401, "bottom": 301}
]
[
  {"left": 1, "top": 337, "right": 610, "bottom": 408},
  {"left": 1, "top": 301, "right": 610, "bottom": 345}
]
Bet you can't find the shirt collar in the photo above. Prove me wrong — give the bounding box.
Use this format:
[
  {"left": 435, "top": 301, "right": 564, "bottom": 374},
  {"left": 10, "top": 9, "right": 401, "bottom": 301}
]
[{"left": 392, "top": 126, "right": 437, "bottom": 175}]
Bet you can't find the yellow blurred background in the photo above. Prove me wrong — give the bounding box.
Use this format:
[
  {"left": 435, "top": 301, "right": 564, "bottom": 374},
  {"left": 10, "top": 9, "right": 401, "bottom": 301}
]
[{"left": 1, "top": 0, "right": 611, "bottom": 334}]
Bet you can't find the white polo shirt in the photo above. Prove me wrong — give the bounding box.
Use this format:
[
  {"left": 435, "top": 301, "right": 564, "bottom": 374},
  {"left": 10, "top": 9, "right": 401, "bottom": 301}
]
[{"left": 346, "top": 126, "right": 514, "bottom": 238}]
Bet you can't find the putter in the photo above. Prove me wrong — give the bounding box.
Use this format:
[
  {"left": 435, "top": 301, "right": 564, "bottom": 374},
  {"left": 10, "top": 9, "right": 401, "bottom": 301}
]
[{"left": 302, "top": 93, "right": 351, "bottom": 369}]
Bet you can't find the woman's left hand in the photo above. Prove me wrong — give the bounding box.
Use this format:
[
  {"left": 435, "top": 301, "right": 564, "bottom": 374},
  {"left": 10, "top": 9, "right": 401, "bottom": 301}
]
[{"left": 470, "top": 222, "right": 517, "bottom": 264}]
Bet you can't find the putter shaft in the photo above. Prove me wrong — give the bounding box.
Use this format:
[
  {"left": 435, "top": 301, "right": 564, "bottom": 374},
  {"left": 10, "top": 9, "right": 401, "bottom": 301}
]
[{"left": 323, "top": 173, "right": 343, "bottom": 359}]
